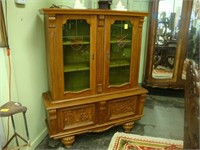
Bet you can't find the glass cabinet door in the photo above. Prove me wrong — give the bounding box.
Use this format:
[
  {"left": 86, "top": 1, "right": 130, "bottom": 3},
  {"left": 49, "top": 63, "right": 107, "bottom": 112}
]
[
  {"left": 62, "top": 19, "right": 91, "bottom": 92},
  {"left": 105, "top": 18, "right": 133, "bottom": 91},
  {"left": 109, "top": 20, "right": 132, "bottom": 86}
]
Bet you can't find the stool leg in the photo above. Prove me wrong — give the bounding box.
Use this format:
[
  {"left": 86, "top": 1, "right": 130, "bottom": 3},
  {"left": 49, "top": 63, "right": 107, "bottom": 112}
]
[
  {"left": 11, "top": 115, "right": 20, "bottom": 148},
  {"left": 23, "top": 112, "right": 30, "bottom": 143}
]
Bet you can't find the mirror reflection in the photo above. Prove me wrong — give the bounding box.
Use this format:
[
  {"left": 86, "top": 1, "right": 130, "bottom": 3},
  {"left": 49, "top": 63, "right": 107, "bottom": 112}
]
[
  {"left": 152, "top": 0, "right": 183, "bottom": 79},
  {"left": 182, "top": 0, "right": 200, "bottom": 79}
]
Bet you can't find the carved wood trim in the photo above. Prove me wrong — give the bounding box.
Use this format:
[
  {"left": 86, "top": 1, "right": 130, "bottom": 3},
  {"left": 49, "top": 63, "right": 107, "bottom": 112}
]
[
  {"left": 98, "top": 15, "right": 105, "bottom": 27},
  {"left": 49, "top": 109, "right": 57, "bottom": 120},
  {"left": 138, "top": 17, "right": 145, "bottom": 28},
  {"left": 59, "top": 104, "right": 96, "bottom": 130},
  {"left": 98, "top": 101, "right": 107, "bottom": 124},
  {"left": 48, "top": 15, "right": 56, "bottom": 28},
  {"left": 62, "top": 135, "right": 75, "bottom": 148},
  {"left": 123, "top": 122, "right": 134, "bottom": 133},
  {"left": 47, "top": 109, "right": 57, "bottom": 135}
]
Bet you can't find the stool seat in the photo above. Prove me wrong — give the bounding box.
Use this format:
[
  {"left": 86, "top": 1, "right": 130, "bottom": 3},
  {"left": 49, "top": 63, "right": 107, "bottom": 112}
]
[
  {"left": 0, "top": 101, "right": 30, "bottom": 149},
  {"left": 0, "top": 101, "right": 27, "bottom": 117}
]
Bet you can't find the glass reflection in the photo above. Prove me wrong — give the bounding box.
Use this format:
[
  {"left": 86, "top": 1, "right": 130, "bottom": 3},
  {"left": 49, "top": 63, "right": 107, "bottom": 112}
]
[{"left": 152, "top": 0, "right": 183, "bottom": 79}]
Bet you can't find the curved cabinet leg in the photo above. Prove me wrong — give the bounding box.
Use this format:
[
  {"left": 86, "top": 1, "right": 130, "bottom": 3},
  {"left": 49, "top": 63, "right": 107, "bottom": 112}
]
[
  {"left": 61, "top": 135, "right": 75, "bottom": 148},
  {"left": 123, "top": 122, "right": 134, "bottom": 133}
]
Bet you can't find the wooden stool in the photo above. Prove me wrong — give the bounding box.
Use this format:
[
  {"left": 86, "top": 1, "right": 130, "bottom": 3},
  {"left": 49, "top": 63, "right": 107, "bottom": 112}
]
[{"left": 0, "top": 101, "right": 30, "bottom": 149}]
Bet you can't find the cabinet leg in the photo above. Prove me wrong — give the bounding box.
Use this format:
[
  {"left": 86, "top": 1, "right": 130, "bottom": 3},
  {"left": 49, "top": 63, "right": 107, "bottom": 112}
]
[
  {"left": 123, "top": 122, "right": 134, "bottom": 133},
  {"left": 61, "top": 135, "right": 75, "bottom": 148}
]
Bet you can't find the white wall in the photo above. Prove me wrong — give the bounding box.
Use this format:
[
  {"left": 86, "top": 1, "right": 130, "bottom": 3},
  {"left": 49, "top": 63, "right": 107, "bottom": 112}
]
[
  {"left": 1, "top": 0, "right": 51, "bottom": 149},
  {"left": 0, "top": 0, "right": 149, "bottom": 149}
]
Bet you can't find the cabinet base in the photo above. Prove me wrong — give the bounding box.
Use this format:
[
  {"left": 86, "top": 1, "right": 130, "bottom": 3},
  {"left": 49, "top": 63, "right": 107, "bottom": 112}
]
[
  {"left": 43, "top": 88, "right": 147, "bottom": 148},
  {"left": 60, "top": 122, "right": 135, "bottom": 148}
]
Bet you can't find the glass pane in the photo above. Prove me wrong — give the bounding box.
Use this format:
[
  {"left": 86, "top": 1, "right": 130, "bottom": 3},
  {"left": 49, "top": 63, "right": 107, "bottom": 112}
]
[
  {"left": 152, "top": 0, "right": 183, "bottom": 79},
  {"left": 63, "top": 19, "right": 90, "bottom": 92},
  {"left": 109, "top": 20, "right": 132, "bottom": 86},
  {"left": 183, "top": 0, "right": 200, "bottom": 79}
]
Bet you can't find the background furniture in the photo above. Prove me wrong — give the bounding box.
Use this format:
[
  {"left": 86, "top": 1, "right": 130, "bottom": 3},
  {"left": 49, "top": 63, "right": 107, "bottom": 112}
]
[
  {"left": 41, "top": 9, "right": 148, "bottom": 148},
  {"left": 144, "top": 0, "right": 193, "bottom": 89},
  {"left": 0, "top": 0, "right": 8, "bottom": 47},
  {"left": 184, "top": 60, "right": 199, "bottom": 149}
]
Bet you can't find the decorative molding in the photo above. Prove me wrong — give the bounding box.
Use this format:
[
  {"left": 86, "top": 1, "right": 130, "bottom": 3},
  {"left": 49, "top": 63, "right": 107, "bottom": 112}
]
[
  {"left": 98, "top": 15, "right": 105, "bottom": 27},
  {"left": 139, "top": 17, "right": 144, "bottom": 28},
  {"left": 48, "top": 15, "right": 56, "bottom": 28},
  {"left": 49, "top": 109, "right": 57, "bottom": 120},
  {"left": 99, "top": 101, "right": 106, "bottom": 111}
]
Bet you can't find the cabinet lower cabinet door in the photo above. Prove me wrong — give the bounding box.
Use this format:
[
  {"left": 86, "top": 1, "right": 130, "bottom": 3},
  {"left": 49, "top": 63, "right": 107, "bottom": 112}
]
[{"left": 108, "top": 97, "right": 137, "bottom": 121}]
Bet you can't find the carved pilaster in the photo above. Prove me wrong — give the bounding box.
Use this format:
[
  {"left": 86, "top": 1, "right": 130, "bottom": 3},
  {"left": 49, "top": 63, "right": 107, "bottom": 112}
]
[
  {"left": 139, "top": 17, "right": 144, "bottom": 28},
  {"left": 48, "top": 15, "right": 56, "bottom": 28},
  {"left": 138, "top": 94, "right": 147, "bottom": 115},
  {"left": 48, "top": 109, "right": 57, "bottom": 135},
  {"left": 98, "top": 15, "right": 105, "bottom": 27},
  {"left": 99, "top": 101, "right": 107, "bottom": 123}
]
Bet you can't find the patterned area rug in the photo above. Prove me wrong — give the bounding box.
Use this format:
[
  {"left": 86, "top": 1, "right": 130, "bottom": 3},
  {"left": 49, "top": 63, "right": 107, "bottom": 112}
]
[{"left": 108, "top": 132, "right": 183, "bottom": 150}]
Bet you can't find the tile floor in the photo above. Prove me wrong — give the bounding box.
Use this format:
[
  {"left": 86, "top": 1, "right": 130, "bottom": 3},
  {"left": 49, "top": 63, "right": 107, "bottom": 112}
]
[{"left": 35, "top": 92, "right": 184, "bottom": 150}]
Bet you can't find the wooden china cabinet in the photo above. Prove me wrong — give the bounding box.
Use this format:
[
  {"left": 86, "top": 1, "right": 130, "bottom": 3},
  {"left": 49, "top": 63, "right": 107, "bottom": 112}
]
[{"left": 41, "top": 8, "right": 148, "bottom": 148}]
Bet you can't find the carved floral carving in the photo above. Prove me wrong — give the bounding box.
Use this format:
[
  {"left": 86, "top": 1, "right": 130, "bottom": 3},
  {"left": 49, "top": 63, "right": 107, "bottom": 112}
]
[
  {"left": 62, "top": 105, "right": 95, "bottom": 130},
  {"left": 109, "top": 97, "right": 136, "bottom": 120}
]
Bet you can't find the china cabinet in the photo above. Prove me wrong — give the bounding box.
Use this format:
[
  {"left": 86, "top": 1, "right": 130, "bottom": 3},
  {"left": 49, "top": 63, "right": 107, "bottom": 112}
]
[
  {"left": 41, "top": 8, "right": 148, "bottom": 148},
  {"left": 144, "top": 0, "right": 193, "bottom": 89}
]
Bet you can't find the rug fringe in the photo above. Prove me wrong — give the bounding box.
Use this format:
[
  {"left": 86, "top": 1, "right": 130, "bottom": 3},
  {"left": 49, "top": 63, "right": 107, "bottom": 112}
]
[{"left": 108, "top": 132, "right": 183, "bottom": 150}]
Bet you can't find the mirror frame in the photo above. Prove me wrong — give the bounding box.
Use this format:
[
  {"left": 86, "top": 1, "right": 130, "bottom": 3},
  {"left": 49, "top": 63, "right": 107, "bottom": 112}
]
[
  {"left": 144, "top": 0, "right": 193, "bottom": 89},
  {"left": 0, "top": 0, "right": 8, "bottom": 47}
]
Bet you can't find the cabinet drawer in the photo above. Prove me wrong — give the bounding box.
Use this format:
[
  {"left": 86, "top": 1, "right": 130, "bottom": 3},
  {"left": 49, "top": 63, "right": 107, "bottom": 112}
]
[
  {"left": 57, "top": 104, "right": 96, "bottom": 131},
  {"left": 108, "top": 96, "right": 137, "bottom": 120}
]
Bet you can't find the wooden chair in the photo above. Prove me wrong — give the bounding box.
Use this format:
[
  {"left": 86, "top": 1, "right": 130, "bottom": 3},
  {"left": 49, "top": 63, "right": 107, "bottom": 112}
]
[{"left": 184, "top": 60, "right": 200, "bottom": 149}]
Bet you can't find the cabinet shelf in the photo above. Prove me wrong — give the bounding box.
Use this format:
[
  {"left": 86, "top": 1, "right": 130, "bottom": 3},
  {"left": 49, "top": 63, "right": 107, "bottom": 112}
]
[
  {"left": 64, "top": 63, "right": 90, "bottom": 72},
  {"left": 110, "top": 59, "right": 130, "bottom": 68},
  {"left": 63, "top": 40, "right": 90, "bottom": 46},
  {"left": 110, "top": 39, "right": 132, "bottom": 44}
]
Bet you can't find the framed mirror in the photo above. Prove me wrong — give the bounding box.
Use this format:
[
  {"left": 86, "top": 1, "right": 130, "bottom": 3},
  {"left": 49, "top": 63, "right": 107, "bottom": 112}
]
[
  {"left": 184, "top": 0, "right": 200, "bottom": 67},
  {"left": 0, "top": 0, "right": 8, "bottom": 47},
  {"left": 144, "top": 0, "right": 193, "bottom": 89}
]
